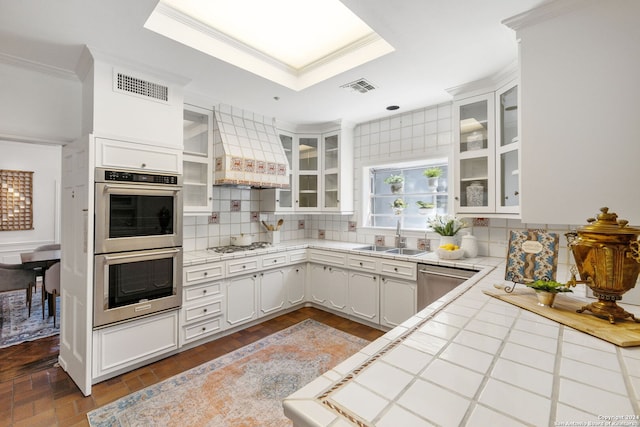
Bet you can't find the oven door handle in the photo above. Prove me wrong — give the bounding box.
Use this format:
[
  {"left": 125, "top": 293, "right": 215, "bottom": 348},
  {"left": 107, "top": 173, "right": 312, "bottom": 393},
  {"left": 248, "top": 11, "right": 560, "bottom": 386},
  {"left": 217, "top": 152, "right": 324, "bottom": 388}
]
[
  {"left": 102, "top": 184, "right": 181, "bottom": 193},
  {"left": 102, "top": 248, "right": 181, "bottom": 261}
]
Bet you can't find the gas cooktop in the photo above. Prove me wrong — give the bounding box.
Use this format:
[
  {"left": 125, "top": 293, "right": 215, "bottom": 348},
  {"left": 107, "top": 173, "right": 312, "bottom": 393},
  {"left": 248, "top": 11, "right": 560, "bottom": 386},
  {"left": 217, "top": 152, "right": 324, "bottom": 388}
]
[{"left": 209, "top": 241, "right": 271, "bottom": 254}]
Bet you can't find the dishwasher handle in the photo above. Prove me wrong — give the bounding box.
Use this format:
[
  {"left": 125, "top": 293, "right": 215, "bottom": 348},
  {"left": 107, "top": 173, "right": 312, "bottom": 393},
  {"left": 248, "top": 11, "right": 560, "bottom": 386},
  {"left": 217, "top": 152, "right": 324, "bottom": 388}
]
[{"left": 418, "top": 269, "right": 474, "bottom": 281}]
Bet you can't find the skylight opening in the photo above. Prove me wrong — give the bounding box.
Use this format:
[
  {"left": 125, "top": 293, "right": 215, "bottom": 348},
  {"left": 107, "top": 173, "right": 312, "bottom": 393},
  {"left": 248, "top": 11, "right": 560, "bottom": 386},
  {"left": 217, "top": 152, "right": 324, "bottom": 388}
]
[{"left": 144, "top": 0, "right": 394, "bottom": 91}]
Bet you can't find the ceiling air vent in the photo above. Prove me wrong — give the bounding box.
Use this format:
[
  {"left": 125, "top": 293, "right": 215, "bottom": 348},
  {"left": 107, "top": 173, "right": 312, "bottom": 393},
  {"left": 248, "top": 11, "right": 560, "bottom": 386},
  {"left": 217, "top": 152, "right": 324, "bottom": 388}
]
[
  {"left": 114, "top": 71, "right": 169, "bottom": 103},
  {"left": 341, "top": 78, "right": 377, "bottom": 94}
]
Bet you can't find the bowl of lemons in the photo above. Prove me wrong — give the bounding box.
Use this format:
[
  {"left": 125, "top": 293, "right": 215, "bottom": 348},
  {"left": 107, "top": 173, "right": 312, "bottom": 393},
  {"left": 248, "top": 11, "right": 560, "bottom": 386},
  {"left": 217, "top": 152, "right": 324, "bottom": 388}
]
[{"left": 436, "top": 243, "right": 465, "bottom": 260}]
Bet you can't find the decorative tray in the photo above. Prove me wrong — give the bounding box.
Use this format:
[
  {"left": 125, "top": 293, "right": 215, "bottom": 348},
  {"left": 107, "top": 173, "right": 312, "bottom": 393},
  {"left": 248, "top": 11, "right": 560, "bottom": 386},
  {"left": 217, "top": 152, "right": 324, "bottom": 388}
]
[{"left": 483, "top": 288, "right": 640, "bottom": 347}]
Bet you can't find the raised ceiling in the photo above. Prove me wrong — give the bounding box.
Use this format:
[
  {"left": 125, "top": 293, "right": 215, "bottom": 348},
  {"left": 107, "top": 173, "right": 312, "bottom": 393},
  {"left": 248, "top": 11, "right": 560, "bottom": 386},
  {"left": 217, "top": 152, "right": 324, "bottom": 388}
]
[{"left": 0, "top": 0, "right": 545, "bottom": 125}]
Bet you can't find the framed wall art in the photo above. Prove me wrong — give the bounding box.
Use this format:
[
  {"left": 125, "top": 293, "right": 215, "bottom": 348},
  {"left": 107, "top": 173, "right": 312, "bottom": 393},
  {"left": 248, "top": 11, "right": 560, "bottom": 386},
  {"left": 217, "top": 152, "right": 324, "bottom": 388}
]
[{"left": 0, "top": 169, "right": 33, "bottom": 231}]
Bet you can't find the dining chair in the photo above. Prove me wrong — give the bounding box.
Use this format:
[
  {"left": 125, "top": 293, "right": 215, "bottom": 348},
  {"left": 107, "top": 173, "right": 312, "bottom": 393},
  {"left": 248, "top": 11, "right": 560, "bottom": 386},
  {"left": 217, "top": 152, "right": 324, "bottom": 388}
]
[
  {"left": 33, "top": 243, "right": 61, "bottom": 295},
  {"left": 43, "top": 261, "right": 61, "bottom": 327},
  {"left": 0, "top": 263, "right": 37, "bottom": 316}
]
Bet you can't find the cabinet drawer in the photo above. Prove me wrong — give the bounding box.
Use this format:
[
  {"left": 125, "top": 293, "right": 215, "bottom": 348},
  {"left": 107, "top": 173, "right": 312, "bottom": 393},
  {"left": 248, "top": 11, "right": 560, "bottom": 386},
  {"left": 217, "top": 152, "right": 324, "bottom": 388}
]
[
  {"left": 262, "top": 253, "right": 287, "bottom": 268},
  {"left": 347, "top": 254, "right": 378, "bottom": 272},
  {"left": 288, "top": 250, "right": 307, "bottom": 263},
  {"left": 227, "top": 257, "right": 260, "bottom": 275},
  {"left": 182, "top": 299, "right": 223, "bottom": 323},
  {"left": 184, "top": 263, "right": 224, "bottom": 284},
  {"left": 308, "top": 249, "right": 347, "bottom": 267},
  {"left": 184, "top": 282, "right": 223, "bottom": 304},
  {"left": 380, "top": 260, "right": 416, "bottom": 280},
  {"left": 182, "top": 316, "right": 223, "bottom": 344}
]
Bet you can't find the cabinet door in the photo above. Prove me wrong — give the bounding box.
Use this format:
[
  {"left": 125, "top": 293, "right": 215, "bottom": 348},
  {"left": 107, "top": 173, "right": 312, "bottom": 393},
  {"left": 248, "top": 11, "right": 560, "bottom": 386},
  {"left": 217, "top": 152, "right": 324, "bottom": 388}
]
[
  {"left": 226, "top": 275, "right": 257, "bottom": 327},
  {"left": 453, "top": 94, "right": 495, "bottom": 213},
  {"left": 322, "top": 132, "right": 340, "bottom": 210},
  {"left": 285, "top": 264, "right": 306, "bottom": 306},
  {"left": 183, "top": 105, "right": 213, "bottom": 213},
  {"left": 495, "top": 83, "right": 520, "bottom": 214},
  {"left": 297, "top": 135, "right": 319, "bottom": 210},
  {"left": 259, "top": 269, "right": 286, "bottom": 316},
  {"left": 380, "top": 276, "right": 417, "bottom": 328},
  {"left": 309, "top": 263, "right": 331, "bottom": 305},
  {"left": 95, "top": 138, "right": 182, "bottom": 173},
  {"left": 326, "top": 267, "right": 348, "bottom": 313},
  {"left": 348, "top": 271, "right": 379, "bottom": 323}
]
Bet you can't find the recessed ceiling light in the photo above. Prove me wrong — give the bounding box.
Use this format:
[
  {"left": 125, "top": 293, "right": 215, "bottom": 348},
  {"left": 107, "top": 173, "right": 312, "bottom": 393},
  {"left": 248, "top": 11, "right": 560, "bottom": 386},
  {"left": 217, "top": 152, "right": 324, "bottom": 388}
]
[
  {"left": 145, "top": 0, "right": 394, "bottom": 91},
  {"left": 386, "top": 105, "right": 400, "bottom": 111}
]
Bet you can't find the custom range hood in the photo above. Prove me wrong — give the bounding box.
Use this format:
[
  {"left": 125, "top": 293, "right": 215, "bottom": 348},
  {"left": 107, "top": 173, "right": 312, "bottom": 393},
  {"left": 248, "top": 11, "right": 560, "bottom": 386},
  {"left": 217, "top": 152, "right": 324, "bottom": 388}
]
[{"left": 213, "top": 104, "right": 289, "bottom": 188}]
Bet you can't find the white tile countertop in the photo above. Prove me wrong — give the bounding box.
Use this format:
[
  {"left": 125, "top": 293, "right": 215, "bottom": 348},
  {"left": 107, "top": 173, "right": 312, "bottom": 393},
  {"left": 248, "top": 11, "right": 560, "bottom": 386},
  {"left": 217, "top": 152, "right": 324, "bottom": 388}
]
[{"left": 281, "top": 254, "right": 640, "bottom": 426}]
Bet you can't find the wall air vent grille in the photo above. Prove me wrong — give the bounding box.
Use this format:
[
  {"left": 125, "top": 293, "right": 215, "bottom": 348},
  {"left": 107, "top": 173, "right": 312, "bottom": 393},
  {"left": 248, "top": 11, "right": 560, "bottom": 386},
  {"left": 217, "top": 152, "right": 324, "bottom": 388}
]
[
  {"left": 340, "top": 78, "right": 377, "bottom": 94},
  {"left": 115, "top": 72, "right": 169, "bottom": 102}
]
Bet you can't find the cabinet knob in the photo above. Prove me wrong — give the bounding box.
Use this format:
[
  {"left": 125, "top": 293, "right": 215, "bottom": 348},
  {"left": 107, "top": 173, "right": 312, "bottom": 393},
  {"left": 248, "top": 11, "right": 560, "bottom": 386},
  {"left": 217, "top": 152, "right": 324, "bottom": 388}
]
[
  {"left": 141, "top": 163, "right": 146, "bottom": 168},
  {"left": 454, "top": 196, "right": 459, "bottom": 201},
  {"left": 514, "top": 191, "right": 520, "bottom": 196},
  {"left": 203, "top": 308, "right": 207, "bottom": 313},
  {"left": 203, "top": 289, "right": 207, "bottom": 294},
  {"left": 209, "top": 197, "right": 213, "bottom": 200},
  {"left": 202, "top": 327, "right": 206, "bottom": 331},
  {"left": 295, "top": 269, "right": 299, "bottom": 273},
  {"left": 372, "top": 276, "right": 376, "bottom": 281},
  {"left": 242, "top": 265, "right": 246, "bottom": 269},
  {"left": 394, "top": 267, "right": 398, "bottom": 272},
  {"left": 203, "top": 272, "right": 208, "bottom": 276},
  {"left": 273, "top": 259, "right": 277, "bottom": 263},
  {"left": 359, "top": 262, "right": 363, "bottom": 266}
]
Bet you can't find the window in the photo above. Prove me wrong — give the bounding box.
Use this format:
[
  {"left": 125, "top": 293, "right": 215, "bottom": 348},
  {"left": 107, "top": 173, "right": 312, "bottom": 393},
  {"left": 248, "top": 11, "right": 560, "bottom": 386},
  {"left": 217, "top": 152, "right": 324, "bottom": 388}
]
[{"left": 366, "top": 161, "right": 449, "bottom": 229}]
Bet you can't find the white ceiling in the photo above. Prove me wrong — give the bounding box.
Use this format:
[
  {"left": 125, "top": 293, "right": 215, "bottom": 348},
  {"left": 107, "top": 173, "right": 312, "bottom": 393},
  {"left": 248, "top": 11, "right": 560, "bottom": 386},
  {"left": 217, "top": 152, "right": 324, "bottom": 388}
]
[{"left": 0, "top": 0, "right": 545, "bottom": 125}]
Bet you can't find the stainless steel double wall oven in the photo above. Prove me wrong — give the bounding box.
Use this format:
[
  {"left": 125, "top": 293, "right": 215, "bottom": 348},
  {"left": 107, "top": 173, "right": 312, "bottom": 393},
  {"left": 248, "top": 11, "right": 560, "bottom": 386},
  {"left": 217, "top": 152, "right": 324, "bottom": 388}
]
[{"left": 94, "top": 167, "right": 183, "bottom": 327}]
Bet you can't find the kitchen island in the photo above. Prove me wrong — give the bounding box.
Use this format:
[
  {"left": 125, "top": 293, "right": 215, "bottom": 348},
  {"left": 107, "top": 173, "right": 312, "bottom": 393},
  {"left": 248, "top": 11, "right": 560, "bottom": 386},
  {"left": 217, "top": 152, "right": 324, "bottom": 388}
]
[{"left": 282, "top": 253, "right": 640, "bottom": 426}]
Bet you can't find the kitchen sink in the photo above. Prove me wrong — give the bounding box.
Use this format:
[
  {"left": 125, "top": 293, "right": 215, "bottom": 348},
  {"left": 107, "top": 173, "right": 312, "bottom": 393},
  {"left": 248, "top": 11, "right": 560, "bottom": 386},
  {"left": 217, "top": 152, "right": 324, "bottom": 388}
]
[
  {"left": 385, "top": 248, "right": 427, "bottom": 256},
  {"left": 354, "top": 245, "right": 395, "bottom": 252}
]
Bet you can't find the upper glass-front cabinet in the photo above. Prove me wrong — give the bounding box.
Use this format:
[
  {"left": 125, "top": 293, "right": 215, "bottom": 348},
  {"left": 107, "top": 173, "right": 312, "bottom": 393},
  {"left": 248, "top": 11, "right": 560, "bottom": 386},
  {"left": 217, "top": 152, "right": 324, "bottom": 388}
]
[
  {"left": 454, "top": 93, "right": 495, "bottom": 213},
  {"left": 453, "top": 80, "right": 520, "bottom": 216},
  {"left": 323, "top": 132, "right": 339, "bottom": 209},
  {"left": 496, "top": 83, "right": 520, "bottom": 213},
  {"left": 182, "top": 105, "right": 213, "bottom": 214},
  {"left": 297, "top": 136, "right": 319, "bottom": 209}
]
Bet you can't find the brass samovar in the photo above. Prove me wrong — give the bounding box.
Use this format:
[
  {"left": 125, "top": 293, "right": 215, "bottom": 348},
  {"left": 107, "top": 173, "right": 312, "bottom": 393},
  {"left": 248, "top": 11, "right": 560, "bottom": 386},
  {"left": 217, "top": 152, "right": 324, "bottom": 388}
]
[{"left": 566, "top": 207, "right": 640, "bottom": 324}]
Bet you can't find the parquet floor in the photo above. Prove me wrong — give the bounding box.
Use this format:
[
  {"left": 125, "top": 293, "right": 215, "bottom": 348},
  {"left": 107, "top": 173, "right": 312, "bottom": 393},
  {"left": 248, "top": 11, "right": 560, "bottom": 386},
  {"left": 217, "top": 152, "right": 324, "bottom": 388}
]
[{"left": 0, "top": 307, "right": 384, "bottom": 426}]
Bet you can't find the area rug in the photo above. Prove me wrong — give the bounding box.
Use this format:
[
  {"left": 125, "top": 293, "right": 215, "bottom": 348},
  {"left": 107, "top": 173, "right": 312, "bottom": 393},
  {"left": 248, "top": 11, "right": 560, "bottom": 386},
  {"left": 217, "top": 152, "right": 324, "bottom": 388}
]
[
  {"left": 87, "top": 319, "right": 369, "bottom": 427},
  {"left": 0, "top": 287, "right": 60, "bottom": 348}
]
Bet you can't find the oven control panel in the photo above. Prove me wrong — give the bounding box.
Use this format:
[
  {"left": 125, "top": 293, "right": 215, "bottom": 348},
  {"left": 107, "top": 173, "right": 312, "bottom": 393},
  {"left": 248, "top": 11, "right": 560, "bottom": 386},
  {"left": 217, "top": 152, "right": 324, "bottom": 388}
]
[{"left": 99, "top": 169, "right": 179, "bottom": 185}]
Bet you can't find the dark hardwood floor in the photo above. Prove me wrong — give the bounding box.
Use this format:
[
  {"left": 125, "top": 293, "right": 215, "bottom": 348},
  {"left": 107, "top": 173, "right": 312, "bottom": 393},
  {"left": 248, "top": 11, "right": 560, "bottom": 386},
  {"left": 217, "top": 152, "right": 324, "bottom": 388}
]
[{"left": 0, "top": 307, "right": 384, "bottom": 426}]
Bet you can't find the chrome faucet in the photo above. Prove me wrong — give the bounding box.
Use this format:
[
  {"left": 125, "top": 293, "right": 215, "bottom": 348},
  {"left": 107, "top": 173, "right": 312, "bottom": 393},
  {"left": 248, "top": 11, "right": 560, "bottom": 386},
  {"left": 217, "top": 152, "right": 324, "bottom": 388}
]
[{"left": 395, "top": 220, "right": 406, "bottom": 248}]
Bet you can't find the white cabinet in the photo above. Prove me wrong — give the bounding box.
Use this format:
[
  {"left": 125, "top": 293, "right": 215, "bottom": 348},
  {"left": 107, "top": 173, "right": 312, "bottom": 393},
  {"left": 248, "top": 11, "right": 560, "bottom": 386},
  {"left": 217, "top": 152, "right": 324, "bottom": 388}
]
[
  {"left": 452, "top": 79, "right": 520, "bottom": 216},
  {"left": 182, "top": 104, "right": 213, "bottom": 214},
  {"left": 380, "top": 276, "right": 417, "bottom": 328},
  {"left": 259, "top": 269, "right": 287, "bottom": 316},
  {"left": 326, "top": 267, "right": 349, "bottom": 313},
  {"left": 285, "top": 264, "right": 306, "bottom": 306},
  {"left": 225, "top": 274, "right": 258, "bottom": 327},
  {"left": 92, "top": 311, "right": 179, "bottom": 379},
  {"left": 348, "top": 271, "right": 379, "bottom": 323},
  {"left": 261, "top": 125, "right": 353, "bottom": 213},
  {"left": 309, "top": 263, "right": 330, "bottom": 305},
  {"left": 95, "top": 137, "right": 182, "bottom": 173}
]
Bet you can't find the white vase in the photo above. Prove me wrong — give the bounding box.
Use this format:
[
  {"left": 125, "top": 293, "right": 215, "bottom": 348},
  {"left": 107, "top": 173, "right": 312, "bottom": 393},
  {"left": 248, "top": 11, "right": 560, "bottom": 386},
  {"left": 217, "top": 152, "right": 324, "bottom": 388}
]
[
  {"left": 460, "top": 235, "right": 478, "bottom": 258},
  {"left": 427, "top": 177, "right": 439, "bottom": 192},
  {"left": 439, "top": 236, "right": 456, "bottom": 247}
]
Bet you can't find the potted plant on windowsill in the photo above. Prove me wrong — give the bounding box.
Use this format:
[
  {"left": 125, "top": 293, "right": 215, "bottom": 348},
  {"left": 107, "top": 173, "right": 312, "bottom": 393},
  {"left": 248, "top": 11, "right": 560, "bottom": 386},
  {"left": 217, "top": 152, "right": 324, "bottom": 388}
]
[
  {"left": 416, "top": 201, "right": 436, "bottom": 216},
  {"left": 423, "top": 167, "right": 442, "bottom": 192},
  {"left": 391, "top": 198, "right": 407, "bottom": 215},
  {"left": 526, "top": 279, "right": 573, "bottom": 307},
  {"left": 384, "top": 174, "right": 404, "bottom": 194}
]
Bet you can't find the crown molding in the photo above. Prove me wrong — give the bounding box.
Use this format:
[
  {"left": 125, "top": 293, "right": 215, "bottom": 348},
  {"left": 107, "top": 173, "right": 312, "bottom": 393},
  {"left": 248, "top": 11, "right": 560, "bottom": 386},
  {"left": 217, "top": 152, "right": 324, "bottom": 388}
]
[
  {"left": 503, "top": 0, "right": 590, "bottom": 32},
  {"left": 0, "top": 52, "right": 78, "bottom": 81}
]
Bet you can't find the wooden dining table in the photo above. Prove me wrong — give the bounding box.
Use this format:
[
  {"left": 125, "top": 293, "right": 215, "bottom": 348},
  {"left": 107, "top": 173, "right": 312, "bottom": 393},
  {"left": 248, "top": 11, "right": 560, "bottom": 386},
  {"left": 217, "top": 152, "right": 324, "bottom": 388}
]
[{"left": 20, "top": 249, "right": 61, "bottom": 317}]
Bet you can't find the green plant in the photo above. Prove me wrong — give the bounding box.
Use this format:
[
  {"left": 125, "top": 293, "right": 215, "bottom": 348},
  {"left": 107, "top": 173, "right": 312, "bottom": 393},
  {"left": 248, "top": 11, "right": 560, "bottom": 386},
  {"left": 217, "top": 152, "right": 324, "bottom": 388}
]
[
  {"left": 526, "top": 280, "right": 573, "bottom": 293},
  {"left": 427, "top": 214, "right": 467, "bottom": 236},
  {"left": 384, "top": 174, "right": 404, "bottom": 184},
  {"left": 391, "top": 198, "right": 407, "bottom": 208},
  {"left": 416, "top": 201, "right": 435, "bottom": 208},
  {"left": 423, "top": 167, "right": 442, "bottom": 178}
]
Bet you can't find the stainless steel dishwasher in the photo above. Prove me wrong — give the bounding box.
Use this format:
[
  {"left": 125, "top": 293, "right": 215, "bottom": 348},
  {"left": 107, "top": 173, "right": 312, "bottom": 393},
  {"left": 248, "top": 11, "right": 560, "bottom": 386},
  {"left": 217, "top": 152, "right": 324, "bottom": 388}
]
[{"left": 417, "top": 264, "right": 477, "bottom": 310}]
